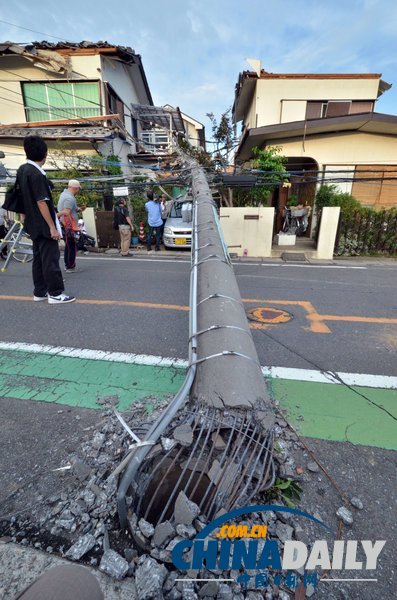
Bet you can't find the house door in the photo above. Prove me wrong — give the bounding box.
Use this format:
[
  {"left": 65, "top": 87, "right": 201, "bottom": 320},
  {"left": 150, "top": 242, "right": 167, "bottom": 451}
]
[{"left": 274, "top": 186, "right": 289, "bottom": 233}]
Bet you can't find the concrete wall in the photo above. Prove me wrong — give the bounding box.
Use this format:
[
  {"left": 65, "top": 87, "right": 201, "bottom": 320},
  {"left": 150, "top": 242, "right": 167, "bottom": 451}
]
[
  {"left": 219, "top": 207, "right": 274, "bottom": 257},
  {"left": 81, "top": 207, "right": 98, "bottom": 245},
  {"left": 317, "top": 206, "right": 341, "bottom": 259}
]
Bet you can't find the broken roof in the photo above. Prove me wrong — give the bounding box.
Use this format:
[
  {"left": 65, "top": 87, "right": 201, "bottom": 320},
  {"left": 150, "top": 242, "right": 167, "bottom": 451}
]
[
  {"left": 0, "top": 125, "right": 117, "bottom": 141},
  {"left": 0, "top": 41, "right": 153, "bottom": 104},
  {"left": 131, "top": 104, "right": 185, "bottom": 134},
  {"left": 0, "top": 40, "right": 138, "bottom": 60},
  {"left": 0, "top": 115, "right": 126, "bottom": 141}
]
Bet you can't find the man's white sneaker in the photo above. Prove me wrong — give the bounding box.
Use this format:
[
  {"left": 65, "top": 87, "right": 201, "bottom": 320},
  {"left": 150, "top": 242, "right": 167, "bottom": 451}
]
[
  {"left": 48, "top": 293, "right": 76, "bottom": 304},
  {"left": 33, "top": 293, "right": 48, "bottom": 302}
]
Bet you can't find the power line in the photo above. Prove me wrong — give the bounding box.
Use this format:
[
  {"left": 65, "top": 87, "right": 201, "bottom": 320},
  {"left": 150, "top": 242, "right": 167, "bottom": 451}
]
[{"left": 0, "top": 19, "right": 66, "bottom": 42}]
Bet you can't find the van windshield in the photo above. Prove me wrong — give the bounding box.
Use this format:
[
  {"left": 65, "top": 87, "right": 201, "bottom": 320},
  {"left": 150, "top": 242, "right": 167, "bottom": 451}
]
[{"left": 170, "top": 201, "right": 184, "bottom": 218}]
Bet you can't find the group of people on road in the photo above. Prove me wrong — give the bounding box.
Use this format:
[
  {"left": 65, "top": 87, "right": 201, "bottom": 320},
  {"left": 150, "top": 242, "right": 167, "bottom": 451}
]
[
  {"left": 4, "top": 134, "right": 175, "bottom": 306},
  {"left": 113, "top": 190, "right": 171, "bottom": 254}
]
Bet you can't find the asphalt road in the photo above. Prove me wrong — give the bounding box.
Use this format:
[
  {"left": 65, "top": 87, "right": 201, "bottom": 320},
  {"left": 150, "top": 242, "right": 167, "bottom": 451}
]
[{"left": 0, "top": 255, "right": 396, "bottom": 376}]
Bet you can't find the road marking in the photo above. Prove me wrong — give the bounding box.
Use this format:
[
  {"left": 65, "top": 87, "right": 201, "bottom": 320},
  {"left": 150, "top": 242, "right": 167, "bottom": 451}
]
[
  {"left": 1, "top": 342, "right": 395, "bottom": 448},
  {"left": 261, "top": 365, "right": 397, "bottom": 389},
  {"left": 78, "top": 256, "right": 191, "bottom": 264},
  {"left": 1, "top": 295, "right": 396, "bottom": 334},
  {"left": 271, "top": 378, "right": 396, "bottom": 449},
  {"left": 0, "top": 341, "right": 189, "bottom": 369},
  {"left": 247, "top": 307, "right": 292, "bottom": 324},
  {"left": 266, "top": 264, "right": 367, "bottom": 270},
  {"left": 0, "top": 295, "right": 190, "bottom": 311},
  {"left": 242, "top": 299, "right": 330, "bottom": 333},
  {"left": 0, "top": 342, "right": 395, "bottom": 389},
  {"left": 312, "top": 314, "right": 397, "bottom": 324}
]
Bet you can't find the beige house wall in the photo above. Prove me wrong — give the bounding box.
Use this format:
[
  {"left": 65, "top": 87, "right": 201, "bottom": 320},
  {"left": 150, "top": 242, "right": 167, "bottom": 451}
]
[
  {"left": 269, "top": 132, "right": 397, "bottom": 169},
  {"left": 184, "top": 120, "right": 201, "bottom": 149},
  {"left": 254, "top": 78, "right": 380, "bottom": 126},
  {"left": 267, "top": 131, "right": 397, "bottom": 208},
  {"left": 245, "top": 94, "right": 257, "bottom": 130}
]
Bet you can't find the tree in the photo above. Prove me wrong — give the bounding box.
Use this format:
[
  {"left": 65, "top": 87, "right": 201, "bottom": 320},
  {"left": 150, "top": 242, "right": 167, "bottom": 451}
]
[
  {"left": 206, "top": 108, "right": 236, "bottom": 169},
  {"left": 177, "top": 137, "right": 214, "bottom": 169},
  {"left": 248, "top": 146, "right": 289, "bottom": 205},
  {"left": 46, "top": 141, "right": 121, "bottom": 208}
]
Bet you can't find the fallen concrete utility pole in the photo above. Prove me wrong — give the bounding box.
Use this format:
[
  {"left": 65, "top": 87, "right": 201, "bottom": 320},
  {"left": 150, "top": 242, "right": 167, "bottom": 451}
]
[{"left": 117, "top": 155, "right": 274, "bottom": 529}]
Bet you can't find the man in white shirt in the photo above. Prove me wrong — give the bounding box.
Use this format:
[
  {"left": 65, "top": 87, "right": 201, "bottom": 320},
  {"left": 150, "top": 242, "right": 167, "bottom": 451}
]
[{"left": 57, "top": 179, "right": 86, "bottom": 272}]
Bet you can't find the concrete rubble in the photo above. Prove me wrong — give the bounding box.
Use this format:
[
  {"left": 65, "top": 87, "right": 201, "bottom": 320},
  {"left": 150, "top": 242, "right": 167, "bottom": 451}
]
[
  {"left": 336, "top": 506, "right": 354, "bottom": 525},
  {"left": 0, "top": 403, "right": 369, "bottom": 599}
]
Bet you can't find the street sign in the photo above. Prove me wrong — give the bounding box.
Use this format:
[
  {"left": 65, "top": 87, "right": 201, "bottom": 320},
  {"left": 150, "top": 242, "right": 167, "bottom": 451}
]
[{"left": 113, "top": 186, "right": 129, "bottom": 197}]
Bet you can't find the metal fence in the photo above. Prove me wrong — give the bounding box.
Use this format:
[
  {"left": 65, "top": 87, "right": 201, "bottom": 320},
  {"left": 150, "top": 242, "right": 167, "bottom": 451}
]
[{"left": 334, "top": 209, "right": 397, "bottom": 256}]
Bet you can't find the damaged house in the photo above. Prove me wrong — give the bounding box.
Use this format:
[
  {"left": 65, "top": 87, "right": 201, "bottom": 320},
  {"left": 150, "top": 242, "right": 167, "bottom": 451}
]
[{"left": 0, "top": 41, "right": 191, "bottom": 175}]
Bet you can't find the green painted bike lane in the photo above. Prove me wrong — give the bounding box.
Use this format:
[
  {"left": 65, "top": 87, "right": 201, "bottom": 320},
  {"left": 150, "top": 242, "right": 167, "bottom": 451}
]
[
  {"left": 0, "top": 348, "right": 396, "bottom": 449},
  {"left": 0, "top": 349, "right": 185, "bottom": 412}
]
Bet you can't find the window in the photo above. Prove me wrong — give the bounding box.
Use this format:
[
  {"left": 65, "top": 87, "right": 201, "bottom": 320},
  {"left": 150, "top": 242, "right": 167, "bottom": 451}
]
[
  {"left": 325, "top": 101, "right": 351, "bottom": 117},
  {"left": 306, "top": 100, "right": 374, "bottom": 120},
  {"left": 141, "top": 129, "right": 171, "bottom": 151},
  {"left": 352, "top": 165, "right": 397, "bottom": 208},
  {"left": 306, "top": 102, "right": 327, "bottom": 119},
  {"left": 22, "top": 82, "right": 101, "bottom": 122},
  {"left": 107, "top": 85, "right": 124, "bottom": 123}
]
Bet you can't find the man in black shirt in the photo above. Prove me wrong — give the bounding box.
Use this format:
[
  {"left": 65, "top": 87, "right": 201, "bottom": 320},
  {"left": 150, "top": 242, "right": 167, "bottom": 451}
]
[
  {"left": 114, "top": 198, "right": 134, "bottom": 256},
  {"left": 18, "top": 136, "right": 75, "bottom": 304}
]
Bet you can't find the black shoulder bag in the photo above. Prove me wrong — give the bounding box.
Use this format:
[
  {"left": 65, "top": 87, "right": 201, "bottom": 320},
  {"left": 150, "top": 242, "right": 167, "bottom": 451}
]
[{"left": 2, "top": 176, "right": 25, "bottom": 213}]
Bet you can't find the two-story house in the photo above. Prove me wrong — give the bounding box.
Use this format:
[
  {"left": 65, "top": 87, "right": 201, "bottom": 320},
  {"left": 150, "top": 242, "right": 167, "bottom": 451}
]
[
  {"left": 233, "top": 64, "right": 397, "bottom": 218},
  {"left": 0, "top": 41, "right": 189, "bottom": 174}
]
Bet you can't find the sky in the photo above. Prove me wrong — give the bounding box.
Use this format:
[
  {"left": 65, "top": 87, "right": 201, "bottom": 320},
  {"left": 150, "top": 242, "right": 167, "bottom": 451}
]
[{"left": 1, "top": 0, "right": 397, "bottom": 142}]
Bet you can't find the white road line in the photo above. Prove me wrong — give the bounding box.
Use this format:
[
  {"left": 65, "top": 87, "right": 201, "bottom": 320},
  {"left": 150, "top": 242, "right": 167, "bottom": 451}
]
[
  {"left": 261, "top": 366, "right": 397, "bottom": 389},
  {"left": 1, "top": 341, "right": 396, "bottom": 389},
  {"left": 79, "top": 256, "right": 368, "bottom": 269},
  {"left": 272, "top": 264, "right": 367, "bottom": 269},
  {"left": 79, "top": 256, "right": 190, "bottom": 264}
]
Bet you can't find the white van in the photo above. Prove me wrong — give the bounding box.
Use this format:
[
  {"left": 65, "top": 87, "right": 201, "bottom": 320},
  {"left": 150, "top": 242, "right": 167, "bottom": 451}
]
[{"left": 163, "top": 197, "right": 193, "bottom": 249}]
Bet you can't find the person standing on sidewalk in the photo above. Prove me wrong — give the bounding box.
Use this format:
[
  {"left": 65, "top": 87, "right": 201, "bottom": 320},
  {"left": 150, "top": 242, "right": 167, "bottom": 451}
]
[
  {"left": 57, "top": 179, "right": 86, "bottom": 272},
  {"left": 114, "top": 198, "right": 134, "bottom": 256},
  {"left": 18, "top": 135, "right": 75, "bottom": 304},
  {"left": 145, "top": 191, "right": 162, "bottom": 252}
]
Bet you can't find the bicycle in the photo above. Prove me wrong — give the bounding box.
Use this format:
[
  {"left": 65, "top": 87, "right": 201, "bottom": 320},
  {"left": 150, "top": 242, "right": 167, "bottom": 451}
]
[
  {"left": 282, "top": 205, "right": 311, "bottom": 237},
  {"left": 0, "top": 219, "right": 33, "bottom": 272}
]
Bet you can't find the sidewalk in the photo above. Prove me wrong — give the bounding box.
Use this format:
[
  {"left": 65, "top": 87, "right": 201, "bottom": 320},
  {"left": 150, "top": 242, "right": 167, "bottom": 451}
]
[{"left": 85, "top": 245, "right": 397, "bottom": 268}]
